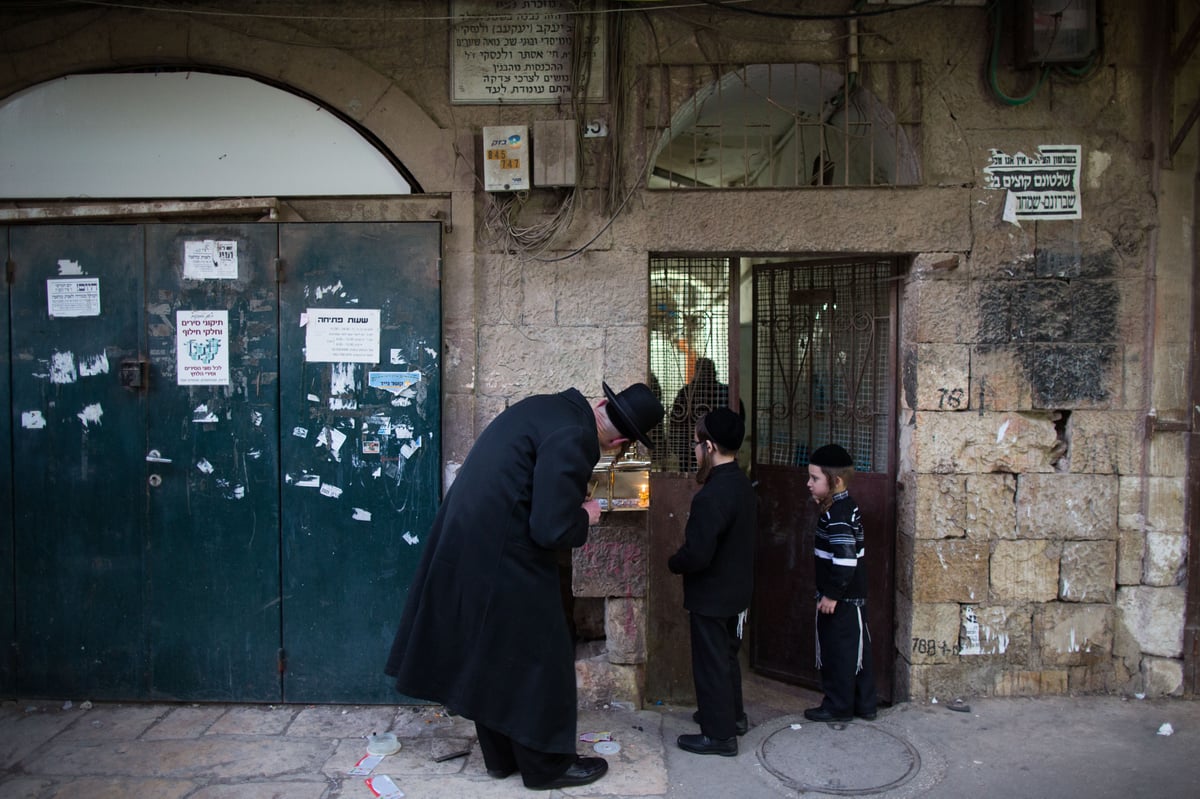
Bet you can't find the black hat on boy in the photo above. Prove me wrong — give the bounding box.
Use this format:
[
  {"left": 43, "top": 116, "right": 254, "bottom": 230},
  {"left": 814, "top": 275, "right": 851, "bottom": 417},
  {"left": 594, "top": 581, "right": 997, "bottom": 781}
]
[
  {"left": 603, "top": 382, "right": 666, "bottom": 449},
  {"left": 702, "top": 406, "right": 745, "bottom": 452},
  {"left": 810, "top": 444, "right": 854, "bottom": 469}
]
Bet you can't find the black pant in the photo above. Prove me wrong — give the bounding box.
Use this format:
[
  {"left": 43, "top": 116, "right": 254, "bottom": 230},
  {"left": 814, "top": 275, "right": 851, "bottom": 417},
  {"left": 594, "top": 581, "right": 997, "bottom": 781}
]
[
  {"left": 816, "top": 601, "right": 877, "bottom": 717},
  {"left": 689, "top": 611, "right": 744, "bottom": 740},
  {"left": 475, "top": 722, "right": 575, "bottom": 788}
]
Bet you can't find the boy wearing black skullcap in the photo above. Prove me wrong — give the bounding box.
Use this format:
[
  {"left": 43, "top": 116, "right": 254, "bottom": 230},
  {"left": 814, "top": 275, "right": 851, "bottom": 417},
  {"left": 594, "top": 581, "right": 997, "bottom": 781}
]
[
  {"left": 803, "top": 444, "right": 878, "bottom": 723},
  {"left": 667, "top": 407, "right": 756, "bottom": 756}
]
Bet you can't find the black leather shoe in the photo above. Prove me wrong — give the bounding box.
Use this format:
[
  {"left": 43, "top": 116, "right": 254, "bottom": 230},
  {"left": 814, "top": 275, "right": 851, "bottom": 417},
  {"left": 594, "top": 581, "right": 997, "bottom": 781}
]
[
  {"left": 856, "top": 709, "right": 878, "bottom": 721},
  {"left": 690, "top": 710, "right": 749, "bottom": 736},
  {"left": 528, "top": 756, "right": 607, "bottom": 790},
  {"left": 804, "top": 706, "right": 852, "bottom": 722},
  {"left": 486, "top": 767, "right": 515, "bottom": 779},
  {"left": 677, "top": 733, "right": 737, "bottom": 756}
]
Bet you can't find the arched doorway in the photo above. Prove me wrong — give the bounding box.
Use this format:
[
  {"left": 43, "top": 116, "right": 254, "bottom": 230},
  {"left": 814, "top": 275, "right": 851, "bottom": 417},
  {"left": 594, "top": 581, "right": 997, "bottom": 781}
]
[{"left": 0, "top": 71, "right": 442, "bottom": 703}]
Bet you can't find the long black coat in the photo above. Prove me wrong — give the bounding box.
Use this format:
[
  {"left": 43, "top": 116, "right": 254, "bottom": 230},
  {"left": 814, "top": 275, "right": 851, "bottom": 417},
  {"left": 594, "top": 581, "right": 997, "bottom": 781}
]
[
  {"left": 384, "top": 389, "right": 599, "bottom": 754},
  {"left": 667, "top": 461, "right": 756, "bottom": 616}
]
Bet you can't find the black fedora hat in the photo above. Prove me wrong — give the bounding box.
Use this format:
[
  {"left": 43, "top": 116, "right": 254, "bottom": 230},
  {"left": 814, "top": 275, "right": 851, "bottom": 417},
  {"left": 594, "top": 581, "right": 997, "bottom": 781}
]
[{"left": 602, "top": 381, "right": 666, "bottom": 449}]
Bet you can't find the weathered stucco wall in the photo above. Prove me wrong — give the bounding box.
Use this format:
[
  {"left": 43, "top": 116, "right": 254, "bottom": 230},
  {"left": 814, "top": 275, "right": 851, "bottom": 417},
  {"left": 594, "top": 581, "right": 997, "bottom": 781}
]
[{"left": 0, "top": 0, "right": 1193, "bottom": 704}]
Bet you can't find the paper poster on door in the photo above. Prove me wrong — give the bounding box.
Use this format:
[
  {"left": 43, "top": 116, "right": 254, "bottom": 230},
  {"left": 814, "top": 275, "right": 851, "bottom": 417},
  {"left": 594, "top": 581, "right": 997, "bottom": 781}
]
[
  {"left": 177, "top": 310, "right": 230, "bottom": 385},
  {"left": 46, "top": 277, "right": 101, "bottom": 318},
  {"left": 183, "top": 239, "right": 239, "bottom": 280},
  {"left": 305, "top": 309, "right": 381, "bottom": 363}
]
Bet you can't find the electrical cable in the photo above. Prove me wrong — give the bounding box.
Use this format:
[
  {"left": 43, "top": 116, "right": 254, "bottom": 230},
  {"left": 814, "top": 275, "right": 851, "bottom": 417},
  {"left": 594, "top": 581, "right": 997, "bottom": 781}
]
[
  {"left": 985, "top": 0, "right": 1048, "bottom": 106},
  {"left": 695, "top": 0, "right": 948, "bottom": 22}
]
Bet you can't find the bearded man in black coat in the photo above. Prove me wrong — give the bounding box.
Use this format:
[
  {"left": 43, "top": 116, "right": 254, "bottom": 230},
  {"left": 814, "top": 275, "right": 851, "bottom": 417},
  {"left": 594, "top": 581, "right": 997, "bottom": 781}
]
[{"left": 385, "top": 382, "right": 664, "bottom": 791}]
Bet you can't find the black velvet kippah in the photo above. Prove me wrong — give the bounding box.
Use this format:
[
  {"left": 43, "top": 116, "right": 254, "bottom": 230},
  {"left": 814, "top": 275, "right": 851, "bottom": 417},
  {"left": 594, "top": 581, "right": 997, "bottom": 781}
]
[{"left": 810, "top": 444, "right": 853, "bottom": 468}]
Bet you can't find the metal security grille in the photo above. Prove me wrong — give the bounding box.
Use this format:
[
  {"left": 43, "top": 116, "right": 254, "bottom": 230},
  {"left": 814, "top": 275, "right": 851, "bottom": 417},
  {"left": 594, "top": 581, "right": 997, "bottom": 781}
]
[
  {"left": 752, "top": 259, "right": 894, "bottom": 472},
  {"left": 645, "top": 61, "right": 922, "bottom": 189},
  {"left": 649, "top": 256, "right": 734, "bottom": 471}
]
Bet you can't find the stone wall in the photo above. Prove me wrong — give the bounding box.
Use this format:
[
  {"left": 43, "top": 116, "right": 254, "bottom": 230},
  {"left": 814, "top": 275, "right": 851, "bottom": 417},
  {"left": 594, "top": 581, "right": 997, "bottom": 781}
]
[{"left": 0, "top": 0, "right": 1193, "bottom": 704}]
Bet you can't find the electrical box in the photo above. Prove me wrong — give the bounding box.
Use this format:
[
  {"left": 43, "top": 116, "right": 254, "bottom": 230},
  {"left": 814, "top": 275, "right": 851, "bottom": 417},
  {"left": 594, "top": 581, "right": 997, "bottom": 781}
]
[
  {"left": 1014, "top": 0, "right": 1098, "bottom": 67},
  {"left": 482, "top": 125, "right": 529, "bottom": 192},
  {"left": 533, "top": 119, "right": 578, "bottom": 188}
]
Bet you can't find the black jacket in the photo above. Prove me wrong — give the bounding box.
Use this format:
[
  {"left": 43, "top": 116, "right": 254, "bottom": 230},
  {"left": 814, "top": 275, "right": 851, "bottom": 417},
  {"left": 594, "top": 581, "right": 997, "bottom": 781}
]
[
  {"left": 667, "top": 462, "right": 756, "bottom": 616},
  {"left": 384, "top": 389, "right": 598, "bottom": 753}
]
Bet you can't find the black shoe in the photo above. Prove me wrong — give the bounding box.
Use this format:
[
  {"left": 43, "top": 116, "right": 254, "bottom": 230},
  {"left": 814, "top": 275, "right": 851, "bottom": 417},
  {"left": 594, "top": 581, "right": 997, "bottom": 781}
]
[
  {"left": 856, "top": 709, "right": 878, "bottom": 721},
  {"left": 528, "top": 756, "right": 607, "bottom": 790},
  {"left": 804, "top": 706, "right": 852, "bottom": 723},
  {"left": 690, "top": 710, "right": 750, "bottom": 736},
  {"left": 677, "top": 733, "right": 738, "bottom": 756},
  {"left": 486, "top": 767, "right": 515, "bottom": 779}
]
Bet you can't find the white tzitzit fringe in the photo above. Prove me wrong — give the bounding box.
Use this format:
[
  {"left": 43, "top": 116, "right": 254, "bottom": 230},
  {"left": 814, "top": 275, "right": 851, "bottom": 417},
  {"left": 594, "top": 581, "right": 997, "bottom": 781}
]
[{"left": 736, "top": 609, "right": 748, "bottom": 639}]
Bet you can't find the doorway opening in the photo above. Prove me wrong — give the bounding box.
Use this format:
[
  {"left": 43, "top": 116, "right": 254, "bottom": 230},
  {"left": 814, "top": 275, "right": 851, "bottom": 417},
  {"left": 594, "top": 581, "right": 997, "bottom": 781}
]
[{"left": 646, "top": 254, "right": 900, "bottom": 705}]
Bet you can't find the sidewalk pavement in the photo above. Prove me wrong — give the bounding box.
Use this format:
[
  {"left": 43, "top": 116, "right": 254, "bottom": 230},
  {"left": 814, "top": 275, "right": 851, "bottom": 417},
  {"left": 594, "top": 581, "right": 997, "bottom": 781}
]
[{"left": 2, "top": 674, "right": 1200, "bottom": 798}]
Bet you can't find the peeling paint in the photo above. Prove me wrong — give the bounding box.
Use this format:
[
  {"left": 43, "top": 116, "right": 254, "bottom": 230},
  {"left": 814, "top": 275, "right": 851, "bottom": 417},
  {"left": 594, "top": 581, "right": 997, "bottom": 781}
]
[
  {"left": 21, "top": 410, "right": 46, "bottom": 429},
  {"left": 50, "top": 351, "right": 77, "bottom": 384},
  {"left": 77, "top": 403, "right": 102, "bottom": 427},
  {"left": 403, "top": 532, "right": 420, "bottom": 545},
  {"left": 352, "top": 508, "right": 372, "bottom": 521},
  {"left": 78, "top": 352, "right": 109, "bottom": 377},
  {"left": 197, "top": 459, "right": 214, "bottom": 474},
  {"left": 320, "top": 483, "right": 343, "bottom": 498},
  {"left": 313, "top": 280, "right": 345, "bottom": 300},
  {"left": 57, "top": 258, "right": 83, "bottom": 275},
  {"left": 996, "top": 419, "right": 1010, "bottom": 444}
]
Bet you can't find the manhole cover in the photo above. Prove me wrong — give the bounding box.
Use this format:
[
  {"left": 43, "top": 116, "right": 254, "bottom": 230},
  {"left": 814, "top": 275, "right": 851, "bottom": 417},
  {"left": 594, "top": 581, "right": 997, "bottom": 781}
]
[{"left": 758, "top": 721, "right": 921, "bottom": 795}]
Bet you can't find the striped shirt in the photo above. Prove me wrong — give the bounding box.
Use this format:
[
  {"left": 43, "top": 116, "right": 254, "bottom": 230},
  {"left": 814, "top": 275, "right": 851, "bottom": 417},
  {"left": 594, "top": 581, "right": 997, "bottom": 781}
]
[{"left": 813, "top": 490, "right": 867, "bottom": 604}]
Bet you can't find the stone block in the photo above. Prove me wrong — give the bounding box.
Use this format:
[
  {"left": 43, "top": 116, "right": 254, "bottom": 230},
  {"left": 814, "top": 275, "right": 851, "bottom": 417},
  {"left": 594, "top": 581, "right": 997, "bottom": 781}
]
[
  {"left": 1015, "top": 474, "right": 1117, "bottom": 540},
  {"left": 1143, "top": 530, "right": 1187, "bottom": 587},
  {"left": 991, "top": 540, "right": 1060, "bottom": 602},
  {"left": 553, "top": 251, "right": 648, "bottom": 327},
  {"left": 907, "top": 603, "right": 961, "bottom": 664},
  {"left": 1116, "top": 586, "right": 1185, "bottom": 658},
  {"left": 959, "top": 604, "right": 1030, "bottom": 661},
  {"left": 1116, "top": 528, "right": 1144, "bottom": 586},
  {"left": 913, "top": 474, "right": 966, "bottom": 539},
  {"left": 478, "top": 324, "right": 604, "bottom": 396},
  {"left": 1141, "top": 656, "right": 1184, "bottom": 697},
  {"left": 971, "top": 345, "right": 1032, "bottom": 411},
  {"left": 912, "top": 412, "right": 1059, "bottom": 475},
  {"left": 1147, "top": 432, "right": 1187, "bottom": 477},
  {"left": 912, "top": 344, "right": 971, "bottom": 411},
  {"left": 907, "top": 662, "right": 999, "bottom": 702},
  {"left": 895, "top": 530, "right": 915, "bottom": 598},
  {"left": 1065, "top": 411, "right": 1141, "bottom": 475},
  {"left": 575, "top": 653, "right": 644, "bottom": 709},
  {"left": 1145, "top": 476, "right": 1185, "bottom": 533},
  {"left": 572, "top": 521, "right": 648, "bottom": 598},
  {"left": 992, "top": 670, "right": 1069, "bottom": 697},
  {"left": 912, "top": 539, "right": 988, "bottom": 603},
  {"left": 906, "top": 279, "right": 978, "bottom": 344},
  {"left": 1059, "top": 541, "right": 1116, "bottom": 603},
  {"left": 1117, "top": 475, "right": 1144, "bottom": 531},
  {"left": 605, "top": 598, "right": 646, "bottom": 665},
  {"left": 1036, "top": 603, "right": 1112, "bottom": 666},
  {"left": 965, "top": 473, "right": 1018, "bottom": 540},
  {"left": 911, "top": 252, "right": 965, "bottom": 278}
]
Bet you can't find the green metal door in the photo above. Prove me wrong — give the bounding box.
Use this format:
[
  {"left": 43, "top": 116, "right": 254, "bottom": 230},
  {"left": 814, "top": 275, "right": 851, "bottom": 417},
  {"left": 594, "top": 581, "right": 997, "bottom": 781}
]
[
  {"left": 279, "top": 223, "right": 441, "bottom": 703},
  {"left": 143, "top": 224, "right": 282, "bottom": 700},
  {"left": 9, "top": 225, "right": 148, "bottom": 698},
  {"left": 0, "top": 227, "right": 12, "bottom": 696}
]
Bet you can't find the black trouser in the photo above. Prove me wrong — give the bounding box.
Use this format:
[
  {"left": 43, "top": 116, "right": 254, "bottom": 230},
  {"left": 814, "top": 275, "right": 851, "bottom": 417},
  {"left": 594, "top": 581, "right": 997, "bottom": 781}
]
[
  {"left": 816, "top": 601, "right": 877, "bottom": 717},
  {"left": 689, "top": 611, "right": 744, "bottom": 740},
  {"left": 475, "top": 722, "right": 575, "bottom": 788}
]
